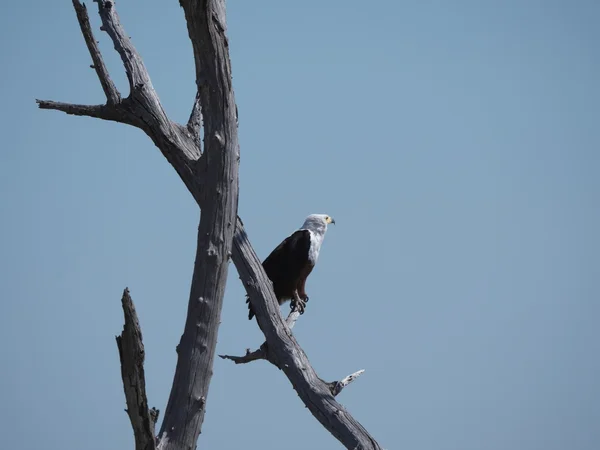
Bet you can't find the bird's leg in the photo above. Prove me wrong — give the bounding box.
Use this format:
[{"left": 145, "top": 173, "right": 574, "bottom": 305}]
[
  {"left": 297, "top": 279, "right": 309, "bottom": 303},
  {"left": 291, "top": 290, "right": 307, "bottom": 314}
]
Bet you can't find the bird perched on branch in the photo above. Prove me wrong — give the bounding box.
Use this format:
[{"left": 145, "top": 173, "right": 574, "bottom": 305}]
[{"left": 247, "top": 214, "right": 335, "bottom": 320}]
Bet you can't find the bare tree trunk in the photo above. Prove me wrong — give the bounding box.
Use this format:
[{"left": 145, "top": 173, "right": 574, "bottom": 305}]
[
  {"left": 37, "top": 1, "right": 383, "bottom": 449},
  {"left": 159, "top": 218, "right": 237, "bottom": 450},
  {"left": 157, "top": 3, "right": 239, "bottom": 447}
]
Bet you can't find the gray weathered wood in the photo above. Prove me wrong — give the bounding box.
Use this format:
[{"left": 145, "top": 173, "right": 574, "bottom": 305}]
[
  {"left": 36, "top": 1, "right": 383, "bottom": 449},
  {"left": 218, "top": 309, "right": 299, "bottom": 363},
  {"left": 71, "top": 0, "right": 120, "bottom": 104},
  {"left": 156, "top": 2, "right": 239, "bottom": 449},
  {"left": 329, "top": 370, "right": 366, "bottom": 397},
  {"left": 187, "top": 91, "right": 202, "bottom": 145},
  {"left": 219, "top": 310, "right": 365, "bottom": 396},
  {"left": 116, "top": 288, "right": 158, "bottom": 450}
]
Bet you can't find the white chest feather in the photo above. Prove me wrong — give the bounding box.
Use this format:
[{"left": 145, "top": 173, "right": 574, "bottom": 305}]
[{"left": 307, "top": 230, "right": 324, "bottom": 265}]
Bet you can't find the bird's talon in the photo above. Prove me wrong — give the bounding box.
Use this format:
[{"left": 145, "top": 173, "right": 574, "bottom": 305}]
[{"left": 291, "top": 298, "right": 307, "bottom": 314}]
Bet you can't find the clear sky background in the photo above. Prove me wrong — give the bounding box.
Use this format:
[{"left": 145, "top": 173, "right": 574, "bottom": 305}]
[{"left": 1, "top": 1, "right": 599, "bottom": 449}]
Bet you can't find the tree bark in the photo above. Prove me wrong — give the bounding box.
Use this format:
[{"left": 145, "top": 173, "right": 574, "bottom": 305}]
[
  {"left": 116, "top": 288, "right": 158, "bottom": 450},
  {"left": 37, "top": 1, "right": 383, "bottom": 449},
  {"left": 156, "top": 2, "right": 239, "bottom": 448}
]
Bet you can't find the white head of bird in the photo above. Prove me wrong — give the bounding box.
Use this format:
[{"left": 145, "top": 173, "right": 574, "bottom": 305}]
[{"left": 301, "top": 214, "right": 335, "bottom": 235}]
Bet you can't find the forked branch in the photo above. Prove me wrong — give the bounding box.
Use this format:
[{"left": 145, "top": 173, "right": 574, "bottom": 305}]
[
  {"left": 38, "top": 0, "right": 202, "bottom": 200},
  {"left": 220, "top": 309, "right": 366, "bottom": 398},
  {"left": 218, "top": 309, "right": 299, "bottom": 364}
]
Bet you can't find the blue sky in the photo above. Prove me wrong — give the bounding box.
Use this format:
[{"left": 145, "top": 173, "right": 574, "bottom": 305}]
[{"left": 1, "top": 0, "right": 599, "bottom": 449}]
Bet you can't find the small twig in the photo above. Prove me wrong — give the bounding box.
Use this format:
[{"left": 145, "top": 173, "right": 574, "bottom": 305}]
[
  {"left": 284, "top": 309, "right": 301, "bottom": 330},
  {"left": 218, "top": 309, "right": 300, "bottom": 364},
  {"left": 219, "top": 345, "right": 266, "bottom": 364},
  {"left": 116, "top": 288, "right": 157, "bottom": 450},
  {"left": 35, "top": 100, "right": 123, "bottom": 121},
  {"left": 327, "top": 370, "right": 366, "bottom": 397},
  {"left": 72, "top": 0, "right": 120, "bottom": 104}
]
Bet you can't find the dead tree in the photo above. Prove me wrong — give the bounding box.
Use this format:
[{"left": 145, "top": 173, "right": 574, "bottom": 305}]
[{"left": 37, "top": 1, "right": 383, "bottom": 449}]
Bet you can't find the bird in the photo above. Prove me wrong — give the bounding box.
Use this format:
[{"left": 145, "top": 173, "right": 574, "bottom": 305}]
[{"left": 247, "top": 214, "right": 335, "bottom": 320}]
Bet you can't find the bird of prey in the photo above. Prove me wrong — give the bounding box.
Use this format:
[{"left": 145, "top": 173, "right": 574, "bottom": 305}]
[{"left": 247, "top": 214, "right": 335, "bottom": 320}]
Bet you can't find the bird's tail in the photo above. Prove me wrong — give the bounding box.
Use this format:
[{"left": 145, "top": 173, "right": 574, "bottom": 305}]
[{"left": 246, "top": 296, "right": 255, "bottom": 320}]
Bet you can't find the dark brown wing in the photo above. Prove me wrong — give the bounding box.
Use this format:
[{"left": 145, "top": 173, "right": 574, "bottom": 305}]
[{"left": 247, "top": 230, "right": 311, "bottom": 320}]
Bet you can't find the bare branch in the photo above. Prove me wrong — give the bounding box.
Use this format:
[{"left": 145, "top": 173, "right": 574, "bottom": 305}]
[
  {"left": 219, "top": 345, "right": 266, "bottom": 364},
  {"left": 92, "top": 0, "right": 202, "bottom": 167},
  {"left": 39, "top": 0, "right": 203, "bottom": 205},
  {"left": 284, "top": 309, "right": 301, "bottom": 330},
  {"left": 116, "top": 288, "right": 157, "bottom": 450},
  {"left": 218, "top": 309, "right": 299, "bottom": 364},
  {"left": 220, "top": 310, "right": 365, "bottom": 396},
  {"left": 94, "top": 0, "right": 150, "bottom": 93},
  {"left": 72, "top": 0, "right": 120, "bottom": 104},
  {"left": 35, "top": 99, "right": 125, "bottom": 122},
  {"left": 328, "top": 370, "right": 366, "bottom": 396}
]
